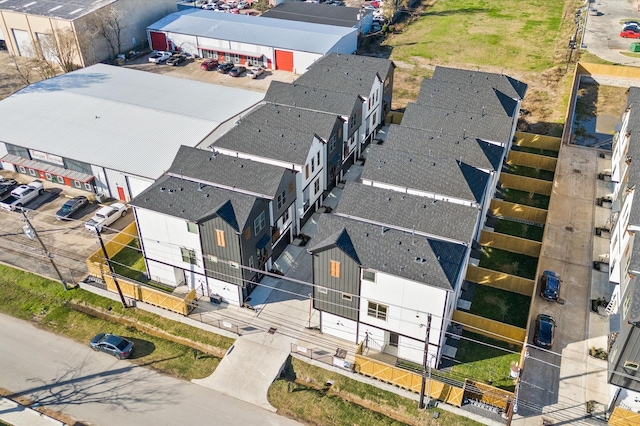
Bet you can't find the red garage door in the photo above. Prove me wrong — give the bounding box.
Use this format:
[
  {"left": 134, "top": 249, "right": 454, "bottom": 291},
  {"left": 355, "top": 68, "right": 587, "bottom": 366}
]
[
  {"left": 150, "top": 31, "right": 167, "bottom": 51},
  {"left": 274, "top": 50, "right": 293, "bottom": 71}
]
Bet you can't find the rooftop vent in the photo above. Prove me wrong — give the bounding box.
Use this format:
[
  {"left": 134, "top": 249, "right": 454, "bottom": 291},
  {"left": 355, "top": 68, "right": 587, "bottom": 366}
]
[
  {"left": 160, "top": 187, "right": 166, "bottom": 192},
  {"left": 415, "top": 257, "right": 427, "bottom": 264}
]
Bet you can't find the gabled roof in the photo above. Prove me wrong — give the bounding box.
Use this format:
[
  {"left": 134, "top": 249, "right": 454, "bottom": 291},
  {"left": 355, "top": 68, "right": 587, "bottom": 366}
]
[
  {"left": 310, "top": 53, "right": 395, "bottom": 83},
  {"left": 308, "top": 214, "right": 466, "bottom": 290},
  {"left": 148, "top": 8, "right": 357, "bottom": 55},
  {"left": 361, "top": 145, "right": 490, "bottom": 204},
  {"left": 294, "top": 66, "right": 377, "bottom": 98},
  {"left": 383, "top": 124, "right": 505, "bottom": 172},
  {"left": 401, "top": 103, "right": 514, "bottom": 144},
  {"left": 262, "top": 2, "right": 363, "bottom": 28},
  {"left": 432, "top": 66, "right": 528, "bottom": 100},
  {"left": 264, "top": 81, "right": 361, "bottom": 117},
  {"left": 210, "top": 119, "right": 319, "bottom": 165},
  {"left": 167, "top": 145, "right": 288, "bottom": 199},
  {"left": 0, "top": 64, "right": 263, "bottom": 180},
  {"left": 417, "top": 79, "right": 518, "bottom": 118},
  {"left": 241, "top": 103, "right": 341, "bottom": 142},
  {"left": 335, "top": 182, "right": 479, "bottom": 244},
  {"left": 0, "top": 0, "right": 116, "bottom": 20},
  {"left": 130, "top": 175, "right": 257, "bottom": 231}
]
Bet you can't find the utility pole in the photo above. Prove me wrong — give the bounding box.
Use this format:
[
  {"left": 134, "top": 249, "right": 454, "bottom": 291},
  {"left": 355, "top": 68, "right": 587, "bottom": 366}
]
[
  {"left": 308, "top": 292, "right": 313, "bottom": 328},
  {"left": 95, "top": 228, "right": 128, "bottom": 308},
  {"left": 21, "top": 209, "right": 68, "bottom": 291},
  {"left": 418, "top": 313, "right": 432, "bottom": 409}
]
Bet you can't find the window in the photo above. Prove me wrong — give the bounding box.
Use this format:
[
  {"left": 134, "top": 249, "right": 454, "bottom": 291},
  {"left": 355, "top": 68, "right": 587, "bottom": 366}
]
[
  {"left": 181, "top": 247, "right": 197, "bottom": 265},
  {"left": 305, "top": 164, "right": 310, "bottom": 179},
  {"left": 342, "top": 293, "right": 352, "bottom": 301},
  {"left": 314, "top": 179, "right": 320, "bottom": 194},
  {"left": 317, "top": 152, "right": 320, "bottom": 165},
  {"left": 74, "top": 180, "right": 82, "bottom": 189},
  {"left": 248, "top": 255, "right": 254, "bottom": 269},
  {"left": 288, "top": 181, "right": 294, "bottom": 193},
  {"left": 362, "top": 270, "right": 376, "bottom": 282},
  {"left": 282, "top": 208, "right": 289, "bottom": 223},
  {"left": 244, "top": 227, "right": 251, "bottom": 240},
  {"left": 311, "top": 157, "right": 315, "bottom": 173},
  {"left": 254, "top": 211, "right": 266, "bottom": 234},
  {"left": 373, "top": 112, "right": 377, "bottom": 127},
  {"left": 329, "top": 137, "right": 336, "bottom": 152},
  {"left": 28, "top": 169, "right": 36, "bottom": 176},
  {"left": 187, "top": 222, "right": 198, "bottom": 234},
  {"left": 624, "top": 361, "right": 640, "bottom": 371},
  {"left": 277, "top": 190, "right": 286, "bottom": 209},
  {"left": 215, "top": 229, "right": 226, "bottom": 247},
  {"left": 318, "top": 287, "right": 328, "bottom": 294},
  {"left": 18, "top": 166, "right": 26, "bottom": 173},
  {"left": 367, "top": 301, "right": 388, "bottom": 320},
  {"left": 57, "top": 176, "right": 65, "bottom": 184},
  {"left": 45, "top": 172, "right": 52, "bottom": 181},
  {"left": 84, "top": 182, "right": 93, "bottom": 191},
  {"left": 330, "top": 260, "right": 341, "bottom": 277}
]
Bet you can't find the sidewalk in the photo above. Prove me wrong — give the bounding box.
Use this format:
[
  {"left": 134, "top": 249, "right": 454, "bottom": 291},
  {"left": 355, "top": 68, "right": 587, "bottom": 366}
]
[{"left": 0, "top": 397, "right": 65, "bottom": 426}]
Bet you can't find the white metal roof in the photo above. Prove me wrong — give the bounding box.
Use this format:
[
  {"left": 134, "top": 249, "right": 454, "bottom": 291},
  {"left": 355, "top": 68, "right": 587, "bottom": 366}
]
[
  {"left": 148, "top": 9, "right": 357, "bottom": 54},
  {"left": 0, "top": 64, "right": 264, "bottom": 179}
]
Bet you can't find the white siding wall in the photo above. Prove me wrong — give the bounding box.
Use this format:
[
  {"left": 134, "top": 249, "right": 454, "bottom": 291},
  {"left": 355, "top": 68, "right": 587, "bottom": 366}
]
[
  {"left": 293, "top": 51, "right": 322, "bottom": 75},
  {"left": 104, "top": 168, "right": 131, "bottom": 201},
  {"left": 324, "top": 29, "right": 357, "bottom": 56},
  {"left": 127, "top": 175, "right": 154, "bottom": 199},
  {"left": 321, "top": 311, "right": 358, "bottom": 343},
  {"left": 207, "top": 276, "right": 241, "bottom": 305},
  {"left": 146, "top": 259, "right": 184, "bottom": 286},
  {"left": 168, "top": 33, "right": 198, "bottom": 55},
  {"left": 90, "top": 165, "right": 110, "bottom": 197},
  {"left": 136, "top": 208, "right": 205, "bottom": 287}
]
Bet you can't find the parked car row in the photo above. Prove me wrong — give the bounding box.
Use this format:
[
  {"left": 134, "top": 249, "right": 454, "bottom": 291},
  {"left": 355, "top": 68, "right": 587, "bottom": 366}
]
[
  {"left": 533, "top": 269, "right": 561, "bottom": 349},
  {"left": 201, "top": 0, "right": 251, "bottom": 12},
  {"left": 200, "top": 59, "right": 267, "bottom": 79},
  {"left": 148, "top": 51, "right": 191, "bottom": 65}
]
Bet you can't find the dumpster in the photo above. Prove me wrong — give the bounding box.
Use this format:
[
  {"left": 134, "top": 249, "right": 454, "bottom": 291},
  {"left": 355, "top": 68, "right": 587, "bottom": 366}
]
[{"left": 631, "top": 42, "right": 640, "bottom": 52}]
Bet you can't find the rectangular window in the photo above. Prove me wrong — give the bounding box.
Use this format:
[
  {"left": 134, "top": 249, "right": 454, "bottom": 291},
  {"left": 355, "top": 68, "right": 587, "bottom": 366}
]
[
  {"left": 305, "top": 164, "right": 309, "bottom": 179},
  {"left": 74, "top": 180, "right": 82, "bottom": 188},
  {"left": 314, "top": 179, "right": 320, "bottom": 194},
  {"left": 181, "top": 247, "right": 197, "bottom": 265},
  {"left": 254, "top": 211, "right": 266, "bottom": 234},
  {"left": 28, "top": 168, "right": 36, "bottom": 176},
  {"left": 84, "top": 182, "right": 92, "bottom": 191},
  {"left": 330, "top": 260, "right": 341, "bottom": 277},
  {"left": 57, "top": 176, "right": 65, "bottom": 184},
  {"left": 329, "top": 137, "right": 336, "bottom": 152},
  {"left": 282, "top": 208, "right": 289, "bottom": 223},
  {"left": 18, "top": 166, "right": 26, "bottom": 173},
  {"left": 342, "top": 293, "right": 352, "bottom": 301},
  {"left": 244, "top": 227, "right": 251, "bottom": 240},
  {"left": 367, "top": 301, "right": 388, "bottom": 320},
  {"left": 45, "top": 172, "right": 52, "bottom": 181},
  {"left": 317, "top": 152, "right": 320, "bottom": 165},
  {"left": 362, "top": 270, "right": 376, "bottom": 282},
  {"left": 187, "top": 222, "right": 198, "bottom": 234},
  {"left": 248, "top": 255, "right": 254, "bottom": 269},
  {"left": 318, "top": 287, "right": 328, "bottom": 294},
  {"left": 215, "top": 229, "right": 226, "bottom": 247},
  {"left": 277, "top": 190, "right": 286, "bottom": 210},
  {"left": 311, "top": 158, "right": 315, "bottom": 173}
]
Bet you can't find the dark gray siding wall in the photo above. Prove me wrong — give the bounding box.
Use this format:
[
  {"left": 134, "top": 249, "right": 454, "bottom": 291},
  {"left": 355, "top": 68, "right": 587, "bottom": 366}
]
[
  {"left": 201, "top": 216, "right": 243, "bottom": 287},
  {"left": 382, "top": 66, "right": 394, "bottom": 117},
  {"left": 313, "top": 246, "right": 360, "bottom": 321},
  {"left": 610, "top": 324, "right": 640, "bottom": 391},
  {"left": 347, "top": 100, "right": 364, "bottom": 141},
  {"left": 239, "top": 199, "right": 272, "bottom": 282},
  {"left": 327, "top": 118, "right": 344, "bottom": 188},
  {"left": 5, "top": 143, "right": 29, "bottom": 158},
  {"left": 272, "top": 170, "right": 297, "bottom": 223}
]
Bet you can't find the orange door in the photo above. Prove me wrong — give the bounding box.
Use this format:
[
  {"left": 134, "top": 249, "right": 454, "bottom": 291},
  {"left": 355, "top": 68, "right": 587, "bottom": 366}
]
[
  {"left": 117, "top": 186, "right": 126, "bottom": 201},
  {"left": 274, "top": 50, "right": 293, "bottom": 71}
]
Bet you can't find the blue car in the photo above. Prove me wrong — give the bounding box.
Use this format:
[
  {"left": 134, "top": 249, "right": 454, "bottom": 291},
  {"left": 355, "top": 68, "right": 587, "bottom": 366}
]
[{"left": 539, "top": 270, "right": 560, "bottom": 301}]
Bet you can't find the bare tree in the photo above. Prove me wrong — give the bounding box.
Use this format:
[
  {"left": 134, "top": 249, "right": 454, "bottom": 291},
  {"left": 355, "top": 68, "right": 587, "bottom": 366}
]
[
  {"left": 84, "top": 5, "right": 126, "bottom": 60},
  {"left": 7, "top": 53, "right": 35, "bottom": 86},
  {"left": 37, "top": 28, "right": 80, "bottom": 73}
]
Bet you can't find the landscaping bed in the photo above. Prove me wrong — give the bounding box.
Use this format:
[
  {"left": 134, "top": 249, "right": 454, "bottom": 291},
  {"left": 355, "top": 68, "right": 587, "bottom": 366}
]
[
  {"left": 493, "top": 218, "right": 544, "bottom": 242},
  {"left": 478, "top": 246, "right": 539, "bottom": 279},
  {"left": 502, "top": 187, "right": 550, "bottom": 209}
]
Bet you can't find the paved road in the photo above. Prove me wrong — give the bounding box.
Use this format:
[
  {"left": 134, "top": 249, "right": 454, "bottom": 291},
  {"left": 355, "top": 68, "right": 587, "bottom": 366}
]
[{"left": 0, "top": 313, "right": 301, "bottom": 426}]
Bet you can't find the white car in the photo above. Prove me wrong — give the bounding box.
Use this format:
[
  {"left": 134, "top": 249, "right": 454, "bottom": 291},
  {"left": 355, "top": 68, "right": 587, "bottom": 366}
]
[
  {"left": 237, "top": 0, "right": 250, "bottom": 9},
  {"left": 148, "top": 51, "right": 172, "bottom": 64},
  {"left": 247, "top": 66, "right": 264, "bottom": 79},
  {"left": 85, "top": 203, "right": 128, "bottom": 233}
]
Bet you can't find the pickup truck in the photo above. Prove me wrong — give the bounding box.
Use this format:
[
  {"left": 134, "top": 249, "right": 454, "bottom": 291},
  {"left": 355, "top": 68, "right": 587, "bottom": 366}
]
[
  {"left": 0, "top": 179, "right": 18, "bottom": 199},
  {"left": 85, "top": 203, "right": 128, "bottom": 233},
  {"left": 148, "top": 51, "right": 172, "bottom": 64},
  {"left": 0, "top": 180, "right": 44, "bottom": 211}
]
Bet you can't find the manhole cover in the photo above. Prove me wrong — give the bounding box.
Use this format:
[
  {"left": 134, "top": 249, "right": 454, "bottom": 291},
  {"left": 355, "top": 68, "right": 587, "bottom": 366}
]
[
  {"left": 573, "top": 169, "right": 582, "bottom": 173},
  {"left": 565, "top": 226, "right": 574, "bottom": 232}
]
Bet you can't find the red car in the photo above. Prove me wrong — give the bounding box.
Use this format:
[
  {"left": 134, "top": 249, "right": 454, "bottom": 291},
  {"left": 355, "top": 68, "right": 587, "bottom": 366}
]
[
  {"left": 201, "top": 59, "right": 219, "bottom": 70},
  {"left": 621, "top": 29, "right": 640, "bottom": 38}
]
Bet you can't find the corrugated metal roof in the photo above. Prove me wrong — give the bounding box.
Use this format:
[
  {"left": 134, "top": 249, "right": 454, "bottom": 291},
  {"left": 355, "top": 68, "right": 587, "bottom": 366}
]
[
  {"left": 0, "top": 64, "right": 264, "bottom": 180},
  {"left": 148, "top": 9, "right": 357, "bottom": 54},
  {"left": 0, "top": 0, "right": 116, "bottom": 20}
]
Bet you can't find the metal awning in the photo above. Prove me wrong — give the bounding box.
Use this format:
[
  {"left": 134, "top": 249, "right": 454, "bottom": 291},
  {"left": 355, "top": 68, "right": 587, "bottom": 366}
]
[
  {"left": 256, "top": 234, "right": 270, "bottom": 250},
  {"left": 198, "top": 46, "right": 264, "bottom": 58},
  {"left": 1, "top": 154, "right": 94, "bottom": 183}
]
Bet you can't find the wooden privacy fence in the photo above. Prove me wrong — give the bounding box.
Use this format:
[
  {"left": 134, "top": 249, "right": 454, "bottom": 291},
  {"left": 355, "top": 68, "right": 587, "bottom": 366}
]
[
  {"left": 578, "top": 62, "right": 640, "bottom": 79},
  {"left": 354, "top": 354, "right": 465, "bottom": 407},
  {"left": 453, "top": 310, "right": 526, "bottom": 344},
  {"left": 490, "top": 199, "right": 548, "bottom": 224},
  {"left": 507, "top": 151, "right": 558, "bottom": 172},
  {"left": 499, "top": 173, "right": 553, "bottom": 196},
  {"left": 385, "top": 111, "right": 403, "bottom": 124},
  {"left": 513, "top": 132, "right": 561, "bottom": 152},
  {"left": 465, "top": 265, "right": 535, "bottom": 296},
  {"left": 609, "top": 406, "right": 640, "bottom": 425},
  {"left": 480, "top": 230, "right": 542, "bottom": 258},
  {"left": 464, "top": 380, "right": 512, "bottom": 411}
]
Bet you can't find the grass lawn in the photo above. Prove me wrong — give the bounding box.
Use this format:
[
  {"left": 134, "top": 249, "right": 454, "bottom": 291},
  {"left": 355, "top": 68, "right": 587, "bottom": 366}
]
[
  {"left": 502, "top": 187, "right": 550, "bottom": 209},
  {"left": 448, "top": 332, "right": 521, "bottom": 392},
  {"left": 385, "top": 0, "right": 565, "bottom": 72},
  {"left": 110, "top": 239, "right": 175, "bottom": 293},
  {"left": 505, "top": 164, "right": 555, "bottom": 182},
  {"left": 469, "top": 285, "right": 531, "bottom": 328},
  {"left": 493, "top": 218, "right": 544, "bottom": 241},
  {"left": 478, "top": 246, "right": 539, "bottom": 279}
]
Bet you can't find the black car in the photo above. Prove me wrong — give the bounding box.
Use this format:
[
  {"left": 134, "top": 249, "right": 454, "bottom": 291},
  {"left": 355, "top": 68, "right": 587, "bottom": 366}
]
[
  {"left": 533, "top": 314, "right": 555, "bottom": 349},
  {"left": 166, "top": 53, "right": 187, "bottom": 66},
  {"left": 0, "top": 179, "right": 18, "bottom": 199},
  {"left": 539, "top": 270, "right": 561, "bottom": 301},
  {"left": 217, "top": 62, "right": 234, "bottom": 73},
  {"left": 90, "top": 333, "right": 135, "bottom": 359},
  {"left": 55, "top": 196, "right": 88, "bottom": 220},
  {"left": 228, "top": 66, "right": 246, "bottom": 77}
]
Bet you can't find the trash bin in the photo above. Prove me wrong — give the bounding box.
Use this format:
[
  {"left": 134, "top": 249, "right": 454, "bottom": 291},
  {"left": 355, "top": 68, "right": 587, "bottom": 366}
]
[
  {"left": 631, "top": 42, "right": 640, "bottom": 52},
  {"left": 210, "top": 294, "right": 222, "bottom": 304},
  {"left": 94, "top": 192, "right": 105, "bottom": 203}
]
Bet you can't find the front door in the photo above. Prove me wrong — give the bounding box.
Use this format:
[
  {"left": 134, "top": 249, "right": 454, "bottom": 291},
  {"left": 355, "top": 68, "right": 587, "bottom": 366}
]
[
  {"left": 385, "top": 332, "right": 399, "bottom": 357},
  {"left": 117, "top": 186, "right": 126, "bottom": 201}
]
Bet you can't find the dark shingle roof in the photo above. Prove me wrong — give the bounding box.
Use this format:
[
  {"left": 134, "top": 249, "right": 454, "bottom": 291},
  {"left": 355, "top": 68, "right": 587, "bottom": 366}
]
[
  {"left": 432, "top": 66, "right": 528, "bottom": 100},
  {"left": 335, "top": 182, "right": 479, "bottom": 244},
  {"left": 262, "top": 2, "right": 362, "bottom": 27},
  {"left": 417, "top": 79, "right": 518, "bottom": 118},
  {"left": 210, "top": 119, "right": 318, "bottom": 165},
  {"left": 308, "top": 214, "right": 466, "bottom": 290},
  {"left": 264, "top": 81, "right": 360, "bottom": 117},
  {"left": 241, "top": 103, "right": 340, "bottom": 142},
  {"left": 130, "top": 175, "right": 257, "bottom": 231},
  {"left": 310, "top": 53, "right": 394, "bottom": 82},
  {"left": 401, "top": 103, "right": 514, "bottom": 144},
  {"left": 361, "top": 145, "right": 490, "bottom": 204},
  {"left": 167, "top": 145, "right": 287, "bottom": 199},
  {"left": 294, "top": 66, "right": 377, "bottom": 98},
  {"left": 383, "top": 124, "right": 505, "bottom": 171}
]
